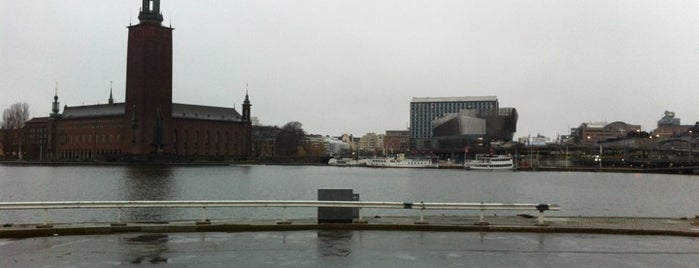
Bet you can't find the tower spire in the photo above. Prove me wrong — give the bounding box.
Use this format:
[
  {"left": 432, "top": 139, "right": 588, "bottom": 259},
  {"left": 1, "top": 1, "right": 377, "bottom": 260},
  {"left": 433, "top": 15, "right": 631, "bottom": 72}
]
[
  {"left": 138, "top": 0, "right": 163, "bottom": 24},
  {"left": 51, "top": 82, "right": 60, "bottom": 118},
  {"left": 108, "top": 81, "right": 114, "bottom": 104},
  {"left": 242, "top": 85, "right": 251, "bottom": 122}
]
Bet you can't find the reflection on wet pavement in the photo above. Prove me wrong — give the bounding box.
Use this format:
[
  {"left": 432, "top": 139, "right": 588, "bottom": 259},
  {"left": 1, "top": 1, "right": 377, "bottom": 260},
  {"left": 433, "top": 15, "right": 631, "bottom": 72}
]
[
  {"left": 124, "top": 234, "right": 169, "bottom": 264},
  {"left": 317, "top": 230, "right": 352, "bottom": 257}
]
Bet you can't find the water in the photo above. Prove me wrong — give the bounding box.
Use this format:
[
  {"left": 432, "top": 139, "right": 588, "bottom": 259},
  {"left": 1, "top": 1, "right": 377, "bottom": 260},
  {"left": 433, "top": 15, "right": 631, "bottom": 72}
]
[
  {"left": 3, "top": 165, "right": 699, "bottom": 267},
  {"left": 1, "top": 165, "right": 698, "bottom": 223}
]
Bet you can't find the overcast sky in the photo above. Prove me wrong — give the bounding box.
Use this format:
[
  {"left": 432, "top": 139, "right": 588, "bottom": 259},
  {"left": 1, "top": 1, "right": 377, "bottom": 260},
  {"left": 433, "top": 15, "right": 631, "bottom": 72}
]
[{"left": 2, "top": 0, "right": 698, "bottom": 138}]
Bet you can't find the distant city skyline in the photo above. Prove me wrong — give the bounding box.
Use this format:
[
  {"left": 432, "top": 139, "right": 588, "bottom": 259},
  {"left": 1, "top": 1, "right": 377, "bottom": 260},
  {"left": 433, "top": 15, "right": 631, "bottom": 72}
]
[{"left": 2, "top": 0, "right": 698, "bottom": 138}]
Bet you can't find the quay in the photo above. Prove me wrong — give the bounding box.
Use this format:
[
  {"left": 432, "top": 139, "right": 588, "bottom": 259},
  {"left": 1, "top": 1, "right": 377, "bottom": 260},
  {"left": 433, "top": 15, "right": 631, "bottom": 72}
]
[{"left": 3, "top": 215, "right": 699, "bottom": 239}]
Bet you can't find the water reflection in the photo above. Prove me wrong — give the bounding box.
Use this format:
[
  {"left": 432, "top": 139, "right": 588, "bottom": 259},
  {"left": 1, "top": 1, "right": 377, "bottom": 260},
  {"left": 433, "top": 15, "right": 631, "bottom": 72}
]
[
  {"left": 123, "top": 166, "right": 174, "bottom": 199},
  {"left": 121, "top": 166, "right": 176, "bottom": 221},
  {"left": 123, "top": 233, "right": 169, "bottom": 264},
  {"left": 317, "top": 230, "right": 353, "bottom": 257}
]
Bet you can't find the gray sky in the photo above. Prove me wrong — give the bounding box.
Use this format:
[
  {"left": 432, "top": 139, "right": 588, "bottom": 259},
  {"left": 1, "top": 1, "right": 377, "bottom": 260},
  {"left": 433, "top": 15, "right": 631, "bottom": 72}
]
[{"left": 2, "top": 0, "right": 698, "bottom": 139}]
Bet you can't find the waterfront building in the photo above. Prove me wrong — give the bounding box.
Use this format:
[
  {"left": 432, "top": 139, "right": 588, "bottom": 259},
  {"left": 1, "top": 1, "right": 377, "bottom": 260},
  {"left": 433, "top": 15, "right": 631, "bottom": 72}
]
[
  {"left": 383, "top": 130, "right": 411, "bottom": 154},
  {"left": 653, "top": 111, "right": 695, "bottom": 138},
  {"left": 410, "top": 96, "right": 498, "bottom": 149},
  {"left": 251, "top": 126, "right": 279, "bottom": 158},
  {"left": 574, "top": 121, "right": 641, "bottom": 146},
  {"left": 430, "top": 108, "right": 518, "bottom": 153},
  {"left": 16, "top": 0, "right": 252, "bottom": 162},
  {"left": 358, "top": 132, "right": 385, "bottom": 155},
  {"left": 325, "top": 136, "right": 350, "bottom": 156},
  {"left": 518, "top": 134, "right": 554, "bottom": 147},
  {"left": 340, "top": 134, "right": 358, "bottom": 152},
  {"left": 410, "top": 96, "right": 517, "bottom": 153},
  {"left": 302, "top": 135, "right": 327, "bottom": 156}
]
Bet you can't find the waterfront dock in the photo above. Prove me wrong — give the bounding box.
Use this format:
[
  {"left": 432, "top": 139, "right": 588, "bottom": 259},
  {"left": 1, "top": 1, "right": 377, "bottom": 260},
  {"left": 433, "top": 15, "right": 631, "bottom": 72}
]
[{"left": 3, "top": 215, "right": 698, "bottom": 238}]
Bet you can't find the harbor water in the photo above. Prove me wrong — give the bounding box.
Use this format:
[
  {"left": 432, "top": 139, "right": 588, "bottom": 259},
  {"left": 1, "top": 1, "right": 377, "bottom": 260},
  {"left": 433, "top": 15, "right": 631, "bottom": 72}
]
[
  {"left": 1, "top": 165, "right": 697, "bottom": 224},
  {"left": 3, "top": 165, "right": 699, "bottom": 267}
]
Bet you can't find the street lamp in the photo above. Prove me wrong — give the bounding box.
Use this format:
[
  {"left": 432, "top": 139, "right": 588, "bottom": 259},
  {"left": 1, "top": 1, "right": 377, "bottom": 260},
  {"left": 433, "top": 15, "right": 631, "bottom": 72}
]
[{"left": 689, "top": 130, "right": 693, "bottom": 165}]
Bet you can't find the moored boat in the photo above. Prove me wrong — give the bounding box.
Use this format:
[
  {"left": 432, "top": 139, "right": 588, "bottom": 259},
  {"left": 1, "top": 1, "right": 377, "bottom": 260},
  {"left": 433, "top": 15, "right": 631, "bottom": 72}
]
[
  {"left": 366, "top": 153, "right": 438, "bottom": 168},
  {"left": 464, "top": 154, "right": 515, "bottom": 170},
  {"left": 328, "top": 158, "right": 367, "bottom": 167}
]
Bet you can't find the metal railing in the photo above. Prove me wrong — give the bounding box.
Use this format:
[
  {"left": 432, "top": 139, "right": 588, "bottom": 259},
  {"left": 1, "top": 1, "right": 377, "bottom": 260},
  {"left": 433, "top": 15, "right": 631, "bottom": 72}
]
[{"left": 0, "top": 200, "right": 560, "bottom": 226}]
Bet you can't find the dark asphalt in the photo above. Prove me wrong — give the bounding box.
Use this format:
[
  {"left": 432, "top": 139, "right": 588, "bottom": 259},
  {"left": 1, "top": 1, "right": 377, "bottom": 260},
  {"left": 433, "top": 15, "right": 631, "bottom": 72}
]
[
  {"left": 3, "top": 230, "right": 699, "bottom": 267},
  {"left": 3, "top": 216, "right": 699, "bottom": 267}
]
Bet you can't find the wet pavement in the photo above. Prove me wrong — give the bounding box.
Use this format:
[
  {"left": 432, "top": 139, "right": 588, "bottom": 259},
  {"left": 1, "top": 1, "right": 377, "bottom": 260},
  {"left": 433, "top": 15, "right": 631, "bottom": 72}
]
[
  {"left": 3, "top": 216, "right": 699, "bottom": 267},
  {"left": 3, "top": 230, "right": 699, "bottom": 267}
]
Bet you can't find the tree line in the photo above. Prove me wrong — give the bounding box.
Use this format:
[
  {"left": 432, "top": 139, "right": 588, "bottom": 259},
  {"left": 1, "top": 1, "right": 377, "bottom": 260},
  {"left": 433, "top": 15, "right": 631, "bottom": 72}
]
[{"left": 1, "top": 102, "right": 30, "bottom": 130}]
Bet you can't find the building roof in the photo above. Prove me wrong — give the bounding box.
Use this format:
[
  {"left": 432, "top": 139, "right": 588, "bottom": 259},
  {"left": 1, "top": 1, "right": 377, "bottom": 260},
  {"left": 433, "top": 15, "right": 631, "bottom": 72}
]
[
  {"left": 25, "top": 117, "right": 50, "bottom": 124},
  {"left": 498, "top": 107, "right": 517, "bottom": 116},
  {"left": 61, "top": 103, "right": 125, "bottom": 119},
  {"left": 58, "top": 102, "right": 243, "bottom": 122},
  {"left": 411, "top": 96, "right": 498, "bottom": 103},
  {"left": 172, "top": 103, "right": 242, "bottom": 122}
]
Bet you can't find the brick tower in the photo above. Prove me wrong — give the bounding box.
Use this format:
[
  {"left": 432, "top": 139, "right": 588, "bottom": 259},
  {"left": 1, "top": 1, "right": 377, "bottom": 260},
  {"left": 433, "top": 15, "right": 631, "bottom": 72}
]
[{"left": 124, "top": 0, "right": 173, "bottom": 156}]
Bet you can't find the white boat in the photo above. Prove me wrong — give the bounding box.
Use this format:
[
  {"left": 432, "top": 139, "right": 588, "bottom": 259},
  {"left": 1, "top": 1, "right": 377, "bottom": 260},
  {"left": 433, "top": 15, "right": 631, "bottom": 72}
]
[
  {"left": 366, "top": 154, "right": 438, "bottom": 168},
  {"left": 464, "top": 154, "right": 515, "bottom": 170},
  {"left": 327, "top": 158, "right": 367, "bottom": 167}
]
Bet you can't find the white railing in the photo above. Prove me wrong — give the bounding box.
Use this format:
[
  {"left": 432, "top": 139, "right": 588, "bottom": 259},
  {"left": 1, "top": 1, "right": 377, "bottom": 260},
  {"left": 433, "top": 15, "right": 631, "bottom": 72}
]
[{"left": 0, "top": 200, "right": 560, "bottom": 226}]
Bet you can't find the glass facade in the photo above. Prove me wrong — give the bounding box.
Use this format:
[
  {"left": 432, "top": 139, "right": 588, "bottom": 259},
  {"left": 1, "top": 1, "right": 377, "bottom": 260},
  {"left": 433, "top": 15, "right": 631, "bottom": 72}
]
[{"left": 410, "top": 97, "right": 499, "bottom": 149}]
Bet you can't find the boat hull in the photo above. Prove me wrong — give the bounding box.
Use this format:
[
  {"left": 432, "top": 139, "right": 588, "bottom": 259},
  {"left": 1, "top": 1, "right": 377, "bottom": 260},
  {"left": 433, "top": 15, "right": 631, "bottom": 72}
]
[
  {"left": 466, "top": 164, "right": 515, "bottom": 170},
  {"left": 464, "top": 155, "right": 515, "bottom": 170},
  {"left": 366, "top": 159, "right": 438, "bottom": 168}
]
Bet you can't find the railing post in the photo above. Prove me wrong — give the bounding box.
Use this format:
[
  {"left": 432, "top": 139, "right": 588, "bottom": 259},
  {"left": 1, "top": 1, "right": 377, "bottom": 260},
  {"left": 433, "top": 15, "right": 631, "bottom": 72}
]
[
  {"left": 415, "top": 201, "right": 428, "bottom": 224},
  {"left": 111, "top": 207, "right": 127, "bottom": 227},
  {"left": 197, "top": 206, "right": 211, "bottom": 225},
  {"left": 37, "top": 208, "right": 53, "bottom": 229},
  {"left": 277, "top": 206, "right": 291, "bottom": 224},
  {"left": 475, "top": 202, "right": 489, "bottom": 225},
  {"left": 537, "top": 211, "right": 545, "bottom": 225},
  {"left": 535, "top": 204, "right": 550, "bottom": 226},
  {"left": 354, "top": 207, "right": 367, "bottom": 224}
]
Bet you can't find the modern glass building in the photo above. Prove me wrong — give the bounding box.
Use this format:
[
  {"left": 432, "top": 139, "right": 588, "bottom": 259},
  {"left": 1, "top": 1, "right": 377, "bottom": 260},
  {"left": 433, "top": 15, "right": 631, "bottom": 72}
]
[{"left": 410, "top": 96, "right": 499, "bottom": 149}]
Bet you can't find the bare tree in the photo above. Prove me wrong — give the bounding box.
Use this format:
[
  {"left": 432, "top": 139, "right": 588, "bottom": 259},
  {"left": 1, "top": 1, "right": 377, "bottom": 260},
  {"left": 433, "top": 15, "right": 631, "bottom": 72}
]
[
  {"left": 1, "top": 102, "right": 30, "bottom": 130},
  {"left": 1, "top": 102, "right": 30, "bottom": 159},
  {"left": 277, "top": 121, "right": 306, "bottom": 156}
]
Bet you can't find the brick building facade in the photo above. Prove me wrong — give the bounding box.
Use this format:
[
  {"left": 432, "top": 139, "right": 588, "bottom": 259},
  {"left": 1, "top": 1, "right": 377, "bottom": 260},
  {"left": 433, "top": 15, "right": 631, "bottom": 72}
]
[
  {"left": 383, "top": 130, "right": 410, "bottom": 154},
  {"left": 14, "top": 0, "right": 252, "bottom": 162}
]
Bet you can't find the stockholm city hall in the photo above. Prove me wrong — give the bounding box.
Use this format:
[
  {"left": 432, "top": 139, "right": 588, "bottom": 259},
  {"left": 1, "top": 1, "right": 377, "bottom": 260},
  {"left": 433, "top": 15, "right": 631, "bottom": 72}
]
[{"left": 19, "top": 0, "right": 252, "bottom": 161}]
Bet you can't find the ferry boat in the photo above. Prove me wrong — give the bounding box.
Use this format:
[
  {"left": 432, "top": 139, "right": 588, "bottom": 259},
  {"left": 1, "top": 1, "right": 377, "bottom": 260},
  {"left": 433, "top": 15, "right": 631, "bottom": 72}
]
[
  {"left": 464, "top": 154, "right": 515, "bottom": 170},
  {"left": 366, "top": 154, "right": 438, "bottom": 168},
  {"left": 327, "top": 158, "right": 367, "bottom": 167}
]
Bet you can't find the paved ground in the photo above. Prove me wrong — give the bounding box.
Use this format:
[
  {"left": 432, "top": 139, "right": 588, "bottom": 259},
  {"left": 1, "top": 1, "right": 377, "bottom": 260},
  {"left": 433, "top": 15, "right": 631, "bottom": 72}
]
[
  {"left": 3, "top": 216, "right": 699, "bottom": 267},
  {"left": 2, "top": 215, "right": 699, "bottom": 238}
]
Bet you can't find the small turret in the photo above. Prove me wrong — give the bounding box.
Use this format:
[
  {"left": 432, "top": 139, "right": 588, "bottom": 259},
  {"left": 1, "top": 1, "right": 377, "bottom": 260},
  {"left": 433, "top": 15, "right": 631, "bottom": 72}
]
[
  {"left": 50, "top": 86, "right": 60, "bottom": 118},
  {"left": 242, "top": 90, "right": 251, "bottom": 122},
  {"left": 108, "top": 81, "right": 114, "bottom": 104}
]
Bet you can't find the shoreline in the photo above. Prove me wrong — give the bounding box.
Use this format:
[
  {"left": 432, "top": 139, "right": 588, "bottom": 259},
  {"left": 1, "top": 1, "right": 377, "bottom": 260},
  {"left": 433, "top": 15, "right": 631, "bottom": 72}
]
[{"left": 2, "top": 160, "right": 699, "bottom": 175}]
